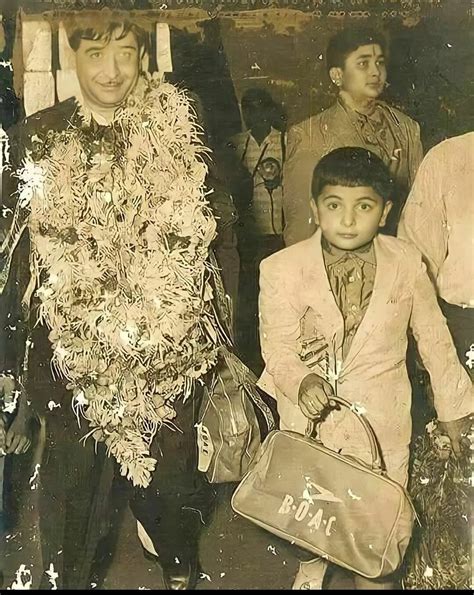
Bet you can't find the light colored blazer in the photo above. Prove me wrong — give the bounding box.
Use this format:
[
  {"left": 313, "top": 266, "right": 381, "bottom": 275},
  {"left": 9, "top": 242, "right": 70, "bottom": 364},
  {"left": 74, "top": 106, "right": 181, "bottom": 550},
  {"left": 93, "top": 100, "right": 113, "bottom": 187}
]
[{"left": 258, "top": 230, "right": 472, "bottom": 457}]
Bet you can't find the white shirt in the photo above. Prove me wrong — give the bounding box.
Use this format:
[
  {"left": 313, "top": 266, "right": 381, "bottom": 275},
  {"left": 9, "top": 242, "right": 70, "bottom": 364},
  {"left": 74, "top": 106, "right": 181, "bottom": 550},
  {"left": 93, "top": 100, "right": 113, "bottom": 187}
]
[{"left": 398, "top": 132, "right": 474, "bottom": 307}]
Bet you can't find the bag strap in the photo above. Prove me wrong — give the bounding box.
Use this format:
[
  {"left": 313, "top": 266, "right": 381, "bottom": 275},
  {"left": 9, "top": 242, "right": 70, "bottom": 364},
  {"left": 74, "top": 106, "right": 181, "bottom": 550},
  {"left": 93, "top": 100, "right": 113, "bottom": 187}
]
[{"left": 306, "top": 395, "right": 384, "bottom": 474}]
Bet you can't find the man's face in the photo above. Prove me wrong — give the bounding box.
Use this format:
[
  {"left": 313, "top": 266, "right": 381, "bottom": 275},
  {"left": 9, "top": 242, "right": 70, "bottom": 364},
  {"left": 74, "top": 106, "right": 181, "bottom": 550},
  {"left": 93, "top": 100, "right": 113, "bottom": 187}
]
[
  {"left": 75, "top": 30, "right": 141, "bottom": 111},
  {"left": 335, "top": 44, "right": 387, "bottom": 101},
  {"left": 312, "top": 184, "right": 392, "bottom": 251},
  {"left": 242, "top": 99, "right": 271, "bottom": 131}
]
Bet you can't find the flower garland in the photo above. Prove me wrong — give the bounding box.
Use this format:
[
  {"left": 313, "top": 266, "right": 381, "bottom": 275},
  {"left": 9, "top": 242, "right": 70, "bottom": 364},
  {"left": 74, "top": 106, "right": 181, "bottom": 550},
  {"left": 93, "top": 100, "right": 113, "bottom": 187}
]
[
  {"left": 16, "top": 74, "right": 220, "bottom": 487},
  {"left": 402, "top": 421, "right": 471, "bottom": 589}
]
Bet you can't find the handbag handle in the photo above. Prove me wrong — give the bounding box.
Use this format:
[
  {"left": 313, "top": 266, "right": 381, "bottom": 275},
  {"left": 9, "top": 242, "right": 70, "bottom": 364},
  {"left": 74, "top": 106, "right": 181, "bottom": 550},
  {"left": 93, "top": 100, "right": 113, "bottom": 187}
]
[{"left": 306, "top": 395, "right": 384, "bottom": 474}]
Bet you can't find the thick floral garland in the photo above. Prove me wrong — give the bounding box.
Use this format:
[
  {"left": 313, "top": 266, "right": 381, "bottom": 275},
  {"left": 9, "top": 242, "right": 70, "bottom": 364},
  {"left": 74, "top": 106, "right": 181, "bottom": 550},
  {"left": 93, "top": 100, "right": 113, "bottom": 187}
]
[{"left": 16, "top": 74, "right": 220, "bottom": 487}]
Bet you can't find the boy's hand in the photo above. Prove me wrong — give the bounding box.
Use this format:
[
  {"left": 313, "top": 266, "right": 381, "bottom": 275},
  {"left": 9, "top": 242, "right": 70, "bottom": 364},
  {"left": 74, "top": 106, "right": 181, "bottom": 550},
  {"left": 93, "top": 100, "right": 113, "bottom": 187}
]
[
  {"left": 298, "top": 373, "right": 333, "bottom": 419},
  {"left": 437, "top": 414, "right": 473, "bottom": 457}
]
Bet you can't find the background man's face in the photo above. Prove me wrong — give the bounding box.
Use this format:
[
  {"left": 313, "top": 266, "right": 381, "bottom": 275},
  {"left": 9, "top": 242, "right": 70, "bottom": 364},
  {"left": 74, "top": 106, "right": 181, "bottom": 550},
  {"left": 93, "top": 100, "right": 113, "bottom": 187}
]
[
  {"left": 75, "top": 30, "right": 141, "bottom": 110},
  {"left": 339, "top": 43, "right": 387, "bottom": 101},
  {"left": 242, "top": 99, "right": 272, "bottom": 132}
]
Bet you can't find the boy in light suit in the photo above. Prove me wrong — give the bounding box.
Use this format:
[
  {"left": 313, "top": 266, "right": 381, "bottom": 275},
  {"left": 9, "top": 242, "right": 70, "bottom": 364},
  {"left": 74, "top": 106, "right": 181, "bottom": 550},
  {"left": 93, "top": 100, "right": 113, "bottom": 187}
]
[{"left": 258, "top": 147, "right": 473, "bottom": 590}]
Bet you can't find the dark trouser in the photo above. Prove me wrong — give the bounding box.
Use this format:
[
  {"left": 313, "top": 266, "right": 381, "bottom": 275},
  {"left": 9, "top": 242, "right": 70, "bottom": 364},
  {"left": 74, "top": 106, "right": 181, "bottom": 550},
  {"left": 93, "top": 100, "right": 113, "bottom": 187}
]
[
  {"left": 236, "top": 233, "right": 284, "bottom": 374},
  {"left": 26, "top": 326, "right": 116, "bottom": 590},
  {"left": 129, "top": 389, "right": 216, "bottom": 570},
  {"left": 439, "top": 298, "right": 474, "bottom": 380},
  {"left": 38, "top": 424, "right": 115, "bottom": 590}
]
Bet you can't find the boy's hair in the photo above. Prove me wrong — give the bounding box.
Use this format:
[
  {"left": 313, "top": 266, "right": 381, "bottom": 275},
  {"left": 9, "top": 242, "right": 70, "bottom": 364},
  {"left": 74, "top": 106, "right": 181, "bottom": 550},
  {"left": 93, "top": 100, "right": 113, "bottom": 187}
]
[
  {"left": 64, "top": 10, "right": 147, "bottom": 52},
  {"left": 326, "top": 26, "right": 387, "bottom": 71},
  {"left": 312, "top": 147, "right": 394, "bottom": 202}
]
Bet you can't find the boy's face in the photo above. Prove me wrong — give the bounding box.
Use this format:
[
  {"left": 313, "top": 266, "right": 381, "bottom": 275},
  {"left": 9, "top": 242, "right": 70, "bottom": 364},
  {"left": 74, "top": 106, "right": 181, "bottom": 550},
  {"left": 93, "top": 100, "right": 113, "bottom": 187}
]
[
  {"left": 75, "top": 29, "right": 141, "bottom": 111},
  {"left": 331, "top": 44, "right": 386, "bottom": 101},
  {"left": 312, "top": 185, "right": 392, "bottom": 251}
]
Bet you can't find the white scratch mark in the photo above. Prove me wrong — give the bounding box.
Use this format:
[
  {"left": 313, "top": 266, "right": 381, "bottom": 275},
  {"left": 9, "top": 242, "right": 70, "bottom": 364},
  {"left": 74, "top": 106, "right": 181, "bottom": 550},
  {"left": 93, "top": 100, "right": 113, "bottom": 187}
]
[
  {"left": 3, "top": 389, "right": 20, "bottom": 414},
  {"left": 267, "top": 545, "right": 278, "bottom": 556},
  {"left": 465, "top": 344, "right": 474, "bottom": 369},
  {"left": 350, "top": 402, "right": 367, "bottom": 416},
  {"left": 199, "top": 573, "right": 212, "bottom": 582},
  {"left": 251, "top": 62, "right": 261, "bottom": 71},
  {"left": 46, "top": 563, "right": 59, "bottom": 590},
  {"left": 29, "top": 464, "right": 41, "bottom": 490},
  {"left": 420, "top": 477, "right": 430, "bottom": 485},
  {"left": 347, "top": 488, "right": 361, "bottom": 501},
  {"left": 220, "top": 572, "right": 226, "bottom": 577},
  {"left": 9, "top": 564, "right": 33, "bottom": 589},
  {"left": 47, "top": 400, "right": 61, "bottom": 411},
  {"left": 423, "top": 566, "right": 433, "bottom": 577},
  {"left": 0, "top": 59, "right": 13, "bottom": 70},
  {"left": 174, "top": 557, "right": 180, "bottom": 564}
]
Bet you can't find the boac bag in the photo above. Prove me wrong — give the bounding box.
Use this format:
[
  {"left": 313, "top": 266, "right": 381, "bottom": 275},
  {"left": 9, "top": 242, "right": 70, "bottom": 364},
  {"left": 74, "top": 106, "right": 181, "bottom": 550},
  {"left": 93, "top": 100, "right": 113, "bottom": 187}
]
[{"left": 231, "top": 395, "right": 415, "bottom": 579}]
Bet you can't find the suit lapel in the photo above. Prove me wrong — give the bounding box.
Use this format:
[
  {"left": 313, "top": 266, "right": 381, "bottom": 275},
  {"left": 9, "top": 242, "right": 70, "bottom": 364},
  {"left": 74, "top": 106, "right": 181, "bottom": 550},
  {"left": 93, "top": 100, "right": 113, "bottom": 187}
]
[{"left": 343, "top": 234, "right": 400, "bottom": 370}]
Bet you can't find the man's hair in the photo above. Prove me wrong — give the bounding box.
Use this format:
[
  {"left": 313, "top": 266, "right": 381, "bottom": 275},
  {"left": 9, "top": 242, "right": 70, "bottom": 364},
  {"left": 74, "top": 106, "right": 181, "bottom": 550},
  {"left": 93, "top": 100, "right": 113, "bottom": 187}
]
[
  {"left": 326, "top": 26, "right": 387, "bottom": 71},
  {"left": 312, "top": 147, "right": 394, "bottom": 202},
  {"left": 64, "top": 10, "right": 147, "bottom": 52}
]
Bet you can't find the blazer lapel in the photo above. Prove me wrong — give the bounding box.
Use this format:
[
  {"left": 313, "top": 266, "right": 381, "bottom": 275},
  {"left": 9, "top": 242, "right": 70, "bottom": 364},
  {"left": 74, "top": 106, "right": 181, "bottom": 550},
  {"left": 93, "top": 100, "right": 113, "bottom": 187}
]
[
  {"left": 343, "top": 234, "right": 400, "bottom": 371},
  {"left": 301, "top": 229, "right": 345, "bottom": 360}
]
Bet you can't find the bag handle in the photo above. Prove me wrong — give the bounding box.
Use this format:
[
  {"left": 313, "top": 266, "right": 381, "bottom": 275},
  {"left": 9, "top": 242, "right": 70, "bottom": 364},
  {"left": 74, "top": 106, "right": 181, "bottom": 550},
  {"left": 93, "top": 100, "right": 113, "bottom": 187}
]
[{"left": 305, "top": 395, "right": 384, "bottom": 474}]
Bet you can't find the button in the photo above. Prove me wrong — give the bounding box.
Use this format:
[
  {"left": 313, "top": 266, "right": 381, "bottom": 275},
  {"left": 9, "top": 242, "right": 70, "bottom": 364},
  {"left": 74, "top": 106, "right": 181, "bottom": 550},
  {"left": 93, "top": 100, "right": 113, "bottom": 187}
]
[
  {"left": 348, "top": 276, "right": 355, "bottom": 283},
  {"left": 351, "top": 304, "right": 358, "bottom": 312}
]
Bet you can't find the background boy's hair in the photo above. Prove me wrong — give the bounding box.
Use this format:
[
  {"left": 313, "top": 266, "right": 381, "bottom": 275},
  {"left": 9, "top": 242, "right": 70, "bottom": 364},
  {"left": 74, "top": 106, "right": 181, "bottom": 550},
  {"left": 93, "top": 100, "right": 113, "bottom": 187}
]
[
  {"left": 312, "top": 147, "right": 394, "bottom": 202},
  {"left": 64, "top": 10, "right": 148, "bottom": 53},
  {"left": 326, "top": 26, "right": 387, "bottom": 71}
]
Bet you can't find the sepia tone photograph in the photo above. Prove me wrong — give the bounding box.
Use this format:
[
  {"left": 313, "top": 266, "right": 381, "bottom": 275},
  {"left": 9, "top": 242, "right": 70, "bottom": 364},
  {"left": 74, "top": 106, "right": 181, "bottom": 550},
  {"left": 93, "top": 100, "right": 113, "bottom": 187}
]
[{"left": 0, "top": 0, "right": 472, "bottom": 590}]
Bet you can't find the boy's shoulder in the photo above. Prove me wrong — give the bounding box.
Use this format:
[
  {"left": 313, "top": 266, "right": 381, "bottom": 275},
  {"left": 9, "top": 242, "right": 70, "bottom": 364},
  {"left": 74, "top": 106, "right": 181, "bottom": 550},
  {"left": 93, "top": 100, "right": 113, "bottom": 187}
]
[
  {"left": 260, "top": 236, "right": 315, "bottom": 273},
  {"left": 377, "top": 233, "right": 422, "bottom": 263}
]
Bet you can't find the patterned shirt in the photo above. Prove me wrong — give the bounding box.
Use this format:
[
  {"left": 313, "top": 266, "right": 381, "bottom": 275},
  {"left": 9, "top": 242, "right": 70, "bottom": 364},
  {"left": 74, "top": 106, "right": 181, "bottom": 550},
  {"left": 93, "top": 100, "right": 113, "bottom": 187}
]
[{"left": 322, "top": 238, "right": 376, "bottom": 358}]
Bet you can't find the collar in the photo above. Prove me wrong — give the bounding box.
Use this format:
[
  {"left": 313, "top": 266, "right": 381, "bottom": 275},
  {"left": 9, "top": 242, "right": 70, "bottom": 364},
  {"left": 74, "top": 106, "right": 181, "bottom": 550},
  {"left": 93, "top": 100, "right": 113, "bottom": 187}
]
[
  {"left": 247, "top": 126, "right": 280, "bottom": 145},
  {"left": 322, "top": 236, "right": 376, "bottom": 266},
  {"left": 337, "top": 94, "right": 383, "bottom": 123},
  {"left": 74, "top": 90, "right": 114, "bottom": 127}
]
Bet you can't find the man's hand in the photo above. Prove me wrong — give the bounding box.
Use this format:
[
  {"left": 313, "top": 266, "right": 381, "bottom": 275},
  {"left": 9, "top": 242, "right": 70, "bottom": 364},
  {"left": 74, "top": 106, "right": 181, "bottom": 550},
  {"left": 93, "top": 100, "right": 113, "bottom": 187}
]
[
  {"left": 437, "top": 414, "right": 473, "bottom": 457},
  {"left": 6, "top": 413, "right": 32, "bottom": 454},
  {"left": 0, "top": 376, "right": 32, "bottom": 455},
  {"left": 298, "top": 373, "right": 334, "bottom": 420}
]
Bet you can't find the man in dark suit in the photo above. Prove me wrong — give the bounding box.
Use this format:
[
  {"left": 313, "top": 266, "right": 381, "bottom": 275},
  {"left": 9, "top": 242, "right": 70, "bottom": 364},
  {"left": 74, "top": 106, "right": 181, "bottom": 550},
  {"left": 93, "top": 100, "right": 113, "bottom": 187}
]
[{"left": 1, "top": 11, "right": 233, "bottom": 590}]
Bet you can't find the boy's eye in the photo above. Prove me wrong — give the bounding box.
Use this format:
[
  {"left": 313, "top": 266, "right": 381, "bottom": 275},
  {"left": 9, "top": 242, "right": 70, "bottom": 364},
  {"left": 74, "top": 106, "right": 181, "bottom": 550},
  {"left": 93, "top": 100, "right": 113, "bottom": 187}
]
[
  {"left": 119, "top": 51, "right": 132, "bottom": 60},
  {"left": 89, "top": 52, "right": 102, "bottom": 60},
  {"left": 358, "top": 203, "right": 372, "bottom": 211},
  {"left": 327, "top": 203, "right": 340, "bottom": 211},
  {"left": 376, "top": 59, "right": 386, "bottom": 67},
  {"left": 357, "top": 60, "right": 368, "bottom": 68}
]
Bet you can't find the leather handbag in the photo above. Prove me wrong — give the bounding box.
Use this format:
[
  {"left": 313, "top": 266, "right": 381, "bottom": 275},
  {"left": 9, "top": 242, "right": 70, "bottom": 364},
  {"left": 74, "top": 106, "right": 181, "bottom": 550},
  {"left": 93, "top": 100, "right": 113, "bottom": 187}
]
[
  {"left": 231, "top": 395, "right": 415, "bottom": 579},
  {"left": 197, "top": 251, "right": 276, "bottom": 484},
  {"left": 197, "top": 346, "right": 276, "bottom": 484}
]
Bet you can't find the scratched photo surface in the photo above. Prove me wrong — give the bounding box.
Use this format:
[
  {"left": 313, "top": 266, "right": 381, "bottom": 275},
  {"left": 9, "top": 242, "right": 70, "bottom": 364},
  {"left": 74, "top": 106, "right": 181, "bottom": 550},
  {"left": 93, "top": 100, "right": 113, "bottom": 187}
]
[{"left": 0, "top": 0, "right": 472, "bottom": 591}]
